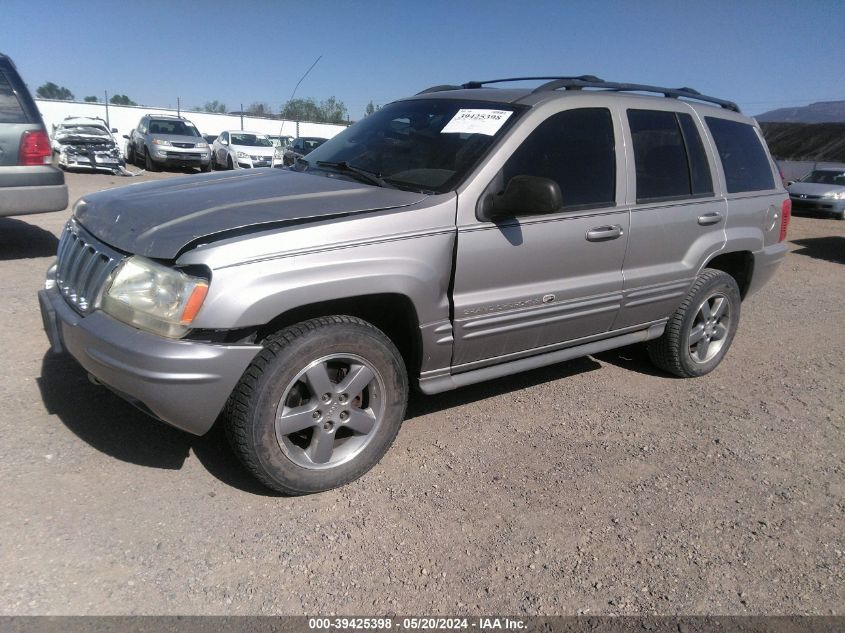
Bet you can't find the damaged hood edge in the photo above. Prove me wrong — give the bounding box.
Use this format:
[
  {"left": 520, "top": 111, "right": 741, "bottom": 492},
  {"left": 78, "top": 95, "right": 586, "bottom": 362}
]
[{"left": 74, "top": 169, "right": 428, "bottom": 259}]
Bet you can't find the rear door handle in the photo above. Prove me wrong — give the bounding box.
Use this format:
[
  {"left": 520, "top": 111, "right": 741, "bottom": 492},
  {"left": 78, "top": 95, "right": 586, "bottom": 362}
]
[
  {"left": 586, "top": 224, "right": 624, "bottom": 242},
  {"left": 697, "top": 212, "right": 723, "bottom": 226}
]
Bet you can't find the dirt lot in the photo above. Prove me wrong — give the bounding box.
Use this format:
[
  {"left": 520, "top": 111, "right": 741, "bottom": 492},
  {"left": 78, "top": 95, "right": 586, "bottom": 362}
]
[{"left": 1, "top": 170, "right": 842, "bottom": 616}]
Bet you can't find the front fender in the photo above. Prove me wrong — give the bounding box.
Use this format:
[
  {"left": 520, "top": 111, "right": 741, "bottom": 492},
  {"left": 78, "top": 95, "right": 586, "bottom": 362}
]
[{"left": 190, "top": 230, "right": 456, "bottom": 331}]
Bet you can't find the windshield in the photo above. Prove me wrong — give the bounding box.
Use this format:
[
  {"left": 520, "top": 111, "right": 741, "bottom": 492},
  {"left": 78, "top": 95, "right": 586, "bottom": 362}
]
[
  {"left": 148, "top": 120, "right": 201, "bottom": 137},
  {"left": 231, "top": 133, "right": 272, "bottom": 147},
  {"left": 294, "top": 99, "right": 523, "bottom": 193},
  {"left": 801, "top": 170, "right": 845, "bottom": 186}
]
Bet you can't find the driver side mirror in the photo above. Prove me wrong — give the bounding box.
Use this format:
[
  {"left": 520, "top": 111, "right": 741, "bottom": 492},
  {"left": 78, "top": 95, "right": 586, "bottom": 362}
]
[
  {"left": 786, "top": 180, "right": 795, "bottom": 186},
  {"left": 220, "top": 139, "right": 228, "bottom": 146},
  {"left": 477, "top": 175, "right": 563, "bottom": 222}
]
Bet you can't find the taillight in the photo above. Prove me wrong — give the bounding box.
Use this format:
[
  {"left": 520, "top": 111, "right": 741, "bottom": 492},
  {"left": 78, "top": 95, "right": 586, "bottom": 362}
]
[
  {"left": 19, "top": 129, "right": 52, "bottom": 166},
  {"left": 779, "top": 198, "right": 791, "bottom": 242}
]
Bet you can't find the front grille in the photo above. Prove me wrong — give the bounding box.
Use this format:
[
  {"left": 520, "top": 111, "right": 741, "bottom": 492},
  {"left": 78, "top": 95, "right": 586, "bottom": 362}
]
[
  {"left": 165, "top": 151, "right": 202, "bottom": 159},
  {"left": 55, "top": 222, "right": 123, "bottom": 314},
  {"left": 791, "top": 194, "right": 821, "bottom": 200},
  {"left": 172, "top": 142, "right": 195, "bottom": 148}
]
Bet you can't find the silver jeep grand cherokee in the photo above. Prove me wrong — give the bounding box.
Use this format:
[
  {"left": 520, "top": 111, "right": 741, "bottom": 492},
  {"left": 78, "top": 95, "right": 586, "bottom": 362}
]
[{"left": 38, "top": 76, "right": 790, "bottom": 495}]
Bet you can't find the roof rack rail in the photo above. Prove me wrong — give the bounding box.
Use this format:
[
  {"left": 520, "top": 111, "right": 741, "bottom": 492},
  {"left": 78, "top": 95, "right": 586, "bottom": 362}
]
[
  {"left": 529, "top": 78, "right": 739, "bottom": 111},
  {"left": 416, "top": 76, "right": 602, "bottom": 95},
  {"left": 416, "top": 76, "right": 739, "bottom": 112}
]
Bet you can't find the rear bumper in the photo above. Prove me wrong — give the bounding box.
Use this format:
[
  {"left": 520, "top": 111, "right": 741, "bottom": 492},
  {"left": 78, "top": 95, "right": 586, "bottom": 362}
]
[
  {"left": 0, "top": 165, "right": 68, "bottom": 216},
  {"left": 38, "top": 284, "right": 261, "bottom": 435},
  {"left": 746, "top": 241, "right": 789, "bottom": 298}
]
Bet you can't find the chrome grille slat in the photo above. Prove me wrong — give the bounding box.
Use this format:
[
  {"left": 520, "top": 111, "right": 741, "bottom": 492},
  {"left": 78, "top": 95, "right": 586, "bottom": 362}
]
[{"left": 55, "top": 221, "right": 124, "bottom": 314}]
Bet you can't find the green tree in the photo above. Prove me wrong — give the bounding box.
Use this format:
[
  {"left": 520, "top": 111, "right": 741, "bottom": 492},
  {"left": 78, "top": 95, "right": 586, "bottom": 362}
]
[
  {"left": 365, "top": 101, "right": 380, "bottom": 116},
  {"left": 203, "top": 100, "right": 227, "bottom": 113},
  {"left": 319, "top": 96, "right": 348, "bottom": 124},
  {"left": 83, "top": 95, "right": 99, "bottom": 103},
  {"left": 109, "top": 94, "right": 137, "bottom": 106},
  {"left": 36, "top": 82, "right": 74, "bottom": 100},
  {"left": 247, "top": 102, "right": 272, "bottom": 117},
  {"left": 280, "top": 97, "right": 322, "bottom": 122}
]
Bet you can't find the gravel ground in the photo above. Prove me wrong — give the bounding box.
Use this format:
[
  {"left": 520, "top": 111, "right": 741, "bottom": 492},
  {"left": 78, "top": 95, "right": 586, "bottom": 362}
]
[{"left": 0, "top": 170, "right": 842, "bottom": 616}]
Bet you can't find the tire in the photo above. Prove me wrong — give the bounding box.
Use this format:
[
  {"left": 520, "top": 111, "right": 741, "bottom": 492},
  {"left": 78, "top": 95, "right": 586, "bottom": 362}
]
[
  {"left": 201, "top": 161, "right": 211, "bottom": 173},
  {"left": 835, "top": 209, "right": 845, "bottom": 221},
  {"left": 127, "top": 145, "right": 136, "bottom": 165},
  {"left": 647, "top": 269, "right": 741, "bottom": 378},
  {"left": 227, "top": 155, "right": 234, "bottom": 170},
  {"left": 224, "top": 316, "right": 408, "bottom": 495},
  {"left": 144, "top": 147, "right": 160, "bottom": 172}
]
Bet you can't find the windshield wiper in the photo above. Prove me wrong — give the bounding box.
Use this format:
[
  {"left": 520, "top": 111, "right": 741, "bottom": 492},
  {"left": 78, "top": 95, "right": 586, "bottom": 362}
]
[{"left": 315, "top": 161, "right": 394, "bottom": 188}]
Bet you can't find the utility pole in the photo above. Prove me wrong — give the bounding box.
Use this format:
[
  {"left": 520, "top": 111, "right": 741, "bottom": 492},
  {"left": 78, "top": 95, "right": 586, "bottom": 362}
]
[
  {"left": 281, "top": 54, "right": 322, "bottom": 137},
  {"left": 104, "top": 90, "right": 109, "bottom": 128},
  {"left": 240, "top": 104, "right": 244, "bottom": 131},
  {"left": 177, "top": 97, "right": 181, "bottom": 118}
]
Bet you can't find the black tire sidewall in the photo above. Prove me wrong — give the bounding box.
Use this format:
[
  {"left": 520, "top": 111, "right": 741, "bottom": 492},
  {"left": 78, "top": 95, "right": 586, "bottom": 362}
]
[
  {"left": 244, "top": 322, "right": 407, "bottom": 494},
  {"left": 676, "top": 273, "right": 741, "bottom": 377}
]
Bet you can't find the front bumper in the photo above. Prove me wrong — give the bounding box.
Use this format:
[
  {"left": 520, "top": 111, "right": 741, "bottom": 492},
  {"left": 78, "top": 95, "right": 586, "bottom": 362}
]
[
  {"left": 789, "top": 196, "right": 845, "bottom": 216},
  {"left": 38, "top": 284, "right": 261, "bottom": 435},
  {"left": 150, "top": 149, "right": 210, "bottom": 168}
]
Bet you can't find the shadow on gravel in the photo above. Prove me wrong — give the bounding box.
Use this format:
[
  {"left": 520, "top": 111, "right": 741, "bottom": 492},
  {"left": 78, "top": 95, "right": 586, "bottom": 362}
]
[
  {"left": 406, "top": 355, "right": 601, "bottom": 421},
  {"left": 791, "top": 236, "right": 845, "bottom": 265},
  {"left": 0, "top": 217, "right": 59, "bottom": 260},
  {"left": 592, "top": 342, "right": 677, "bottom": 378},
  {"left": 37, "top": 352, "right": 280, "bottom": 497}
]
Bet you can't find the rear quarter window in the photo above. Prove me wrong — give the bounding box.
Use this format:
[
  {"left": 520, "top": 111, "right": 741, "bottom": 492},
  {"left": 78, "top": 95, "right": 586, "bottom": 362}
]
[
  {"left": 0, "top": 70, "right": 27, "bottom": 124},
  {"left": 705, "top": 117, "right": 774, "bottom": 193}
]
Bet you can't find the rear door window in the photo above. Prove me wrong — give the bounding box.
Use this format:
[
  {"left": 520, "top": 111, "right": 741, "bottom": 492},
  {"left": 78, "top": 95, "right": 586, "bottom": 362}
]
[
  {"left": 705, "top": 117, "right": 775, "bottom": 193},
  {"left": 628, "top": 109, "right": 714, "bottom": 203},
  {"left": 0, "top": 70, "right": 27, "bottom": 124}
]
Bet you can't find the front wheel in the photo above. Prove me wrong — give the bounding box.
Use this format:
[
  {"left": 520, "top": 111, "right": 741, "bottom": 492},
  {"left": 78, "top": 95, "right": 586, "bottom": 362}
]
[
  {"left": 224, "top": 316, "right": 408, "bottom": 495},
  {"left": 144, "top": 147, "right": 160, "bottom": 172},
  {"left": 647, "top": 269, "right": 741, "bottom": 378}
]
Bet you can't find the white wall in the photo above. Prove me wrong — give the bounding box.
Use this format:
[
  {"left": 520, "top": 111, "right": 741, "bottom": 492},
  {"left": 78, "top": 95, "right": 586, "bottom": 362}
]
[{"left": 34, "top": 99, "right": 348, "bottom": 142}]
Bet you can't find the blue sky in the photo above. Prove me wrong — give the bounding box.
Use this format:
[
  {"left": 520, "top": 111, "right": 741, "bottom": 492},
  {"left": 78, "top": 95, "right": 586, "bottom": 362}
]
[{"left": 3, "top": 0, "right": 844, "bottom": 118}]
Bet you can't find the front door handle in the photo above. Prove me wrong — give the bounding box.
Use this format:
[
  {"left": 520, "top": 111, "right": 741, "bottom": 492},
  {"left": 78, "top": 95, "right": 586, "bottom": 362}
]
[
  {"left": 697, "top": 212, "right": 723, "bottom": 226},
  {"left": 586, "top": 224, "right": 624, "bottom": 242}
]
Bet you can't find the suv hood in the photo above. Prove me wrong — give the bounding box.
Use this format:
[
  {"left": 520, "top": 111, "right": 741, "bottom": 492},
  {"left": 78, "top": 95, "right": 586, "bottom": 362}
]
[
  {"left": 788, "top": 182, "right": 845, "bottom": 197},
  {"left": 74, "top": 168, "right": 427, "bottom": 259}
]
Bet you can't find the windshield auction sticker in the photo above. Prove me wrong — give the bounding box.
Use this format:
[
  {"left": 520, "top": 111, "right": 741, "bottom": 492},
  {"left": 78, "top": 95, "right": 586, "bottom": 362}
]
[{"left": 440, "top": 109, "right": 513, "bottom": 135}]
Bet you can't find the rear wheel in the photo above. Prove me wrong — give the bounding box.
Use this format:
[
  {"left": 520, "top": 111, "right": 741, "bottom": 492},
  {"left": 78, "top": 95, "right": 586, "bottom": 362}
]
[
  {"left": 127, "top": 144, "right": 136, "bottom": 165},
  {"left": 225, "top": 316, "right": 408, "bottom": 495},
  {"left": 647, "top": 269, "right": 741, "bottom": 378},
  {"left": 227, "top": 154, "right": 234, "bottom": 170}
]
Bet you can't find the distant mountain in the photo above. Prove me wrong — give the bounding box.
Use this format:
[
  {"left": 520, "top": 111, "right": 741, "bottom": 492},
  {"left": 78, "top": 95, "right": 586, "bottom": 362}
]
[
  {"left": 760, "top": 122, "right": 845, "bottom": 162},
  {"left": 755, "top": 100, "right": 845, "bottom": 123}
]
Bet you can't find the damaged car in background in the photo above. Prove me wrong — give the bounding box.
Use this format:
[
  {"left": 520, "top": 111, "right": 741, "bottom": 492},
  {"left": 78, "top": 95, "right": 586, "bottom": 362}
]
[{"left": 51, "top": 117, "right": 125, "bottom": 173}]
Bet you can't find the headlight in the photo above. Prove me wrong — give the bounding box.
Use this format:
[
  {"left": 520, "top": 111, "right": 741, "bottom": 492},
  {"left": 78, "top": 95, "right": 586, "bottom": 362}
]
[
  {"left": 101, "top": 256, "right": 209, "bottom": 338},
  {"left": 822, "top": 191, "right": 845, "bottom": 200},
  {"left": 236, "top": 151, "right": 249, "bottom": 159},
  {"left": 152, "top": 138, "right": 171, "bottom": 146},
  {"left": 196, "top": 142, "right": 208, "bottom": 148}
]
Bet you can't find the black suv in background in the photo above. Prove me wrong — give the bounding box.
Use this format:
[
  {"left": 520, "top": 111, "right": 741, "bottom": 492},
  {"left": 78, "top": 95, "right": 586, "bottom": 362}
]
[{"left": 0, "top": 53, "right": 68, "bottom": 217}]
